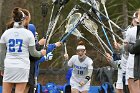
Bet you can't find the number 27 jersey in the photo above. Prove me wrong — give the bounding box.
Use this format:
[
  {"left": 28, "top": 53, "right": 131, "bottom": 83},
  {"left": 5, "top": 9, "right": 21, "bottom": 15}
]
[{"left": 0, "top": 27, "right": 35, "bottom": 69}]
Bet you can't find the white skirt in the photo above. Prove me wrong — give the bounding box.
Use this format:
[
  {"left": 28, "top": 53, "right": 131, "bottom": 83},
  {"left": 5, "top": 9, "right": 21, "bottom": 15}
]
[
  {"left": 3, "top": 67, "right": 29, "bottom": 83},
  {"left": 70, "top": 76, "right": 90, "bottom": 92}
]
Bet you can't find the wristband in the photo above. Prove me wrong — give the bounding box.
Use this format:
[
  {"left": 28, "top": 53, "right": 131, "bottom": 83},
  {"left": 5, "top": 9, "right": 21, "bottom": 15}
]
[
  {"left": 85, "top": 76, "right": 90, "bottom": 81},
  {"left": 84, "top": 76, "right": 90, "bottom": 84}
]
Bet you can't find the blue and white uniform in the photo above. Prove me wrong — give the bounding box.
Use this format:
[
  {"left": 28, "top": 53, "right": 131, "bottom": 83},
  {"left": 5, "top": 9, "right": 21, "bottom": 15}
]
[
  {"left": 125, "top": 26, "right": 137, "bottom": 79},
  {"left": 68, "top": 55, "right": 93, "bottom": 92},
  {"left": 112, "top": 55, "right": 128, "bottom": 89},
  {"left": 0, "top": 27, "right": 36, "bottom": 82}
]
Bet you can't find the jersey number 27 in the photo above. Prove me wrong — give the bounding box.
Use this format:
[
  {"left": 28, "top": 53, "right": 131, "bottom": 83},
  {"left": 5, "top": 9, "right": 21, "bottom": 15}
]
[{"left": 9, "top": 39, "right": 23, "bottom": 52}]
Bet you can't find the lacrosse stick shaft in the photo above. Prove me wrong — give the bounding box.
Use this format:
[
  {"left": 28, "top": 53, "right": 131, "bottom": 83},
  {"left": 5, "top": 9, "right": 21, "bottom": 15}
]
[
  {"left": 91, "top": 0, "right": 114, "bottom": 52},
  {"left": 100, "top": 25, "right": 114, "bottom": 52},
  {"left": 83, "top": 25, "right": 107, "bottom": 53},
  {"left": 95, "top": 34, "right": 107, "bottom": 53},
  {"left": 92, "top": 15, "right": 123, "bottom": 42},
  {"left": 64, "top": 42, "right": 67, "bottom": 54},
  {"left": 44, "top": 5, "right": 55, "bottom": 49},
  {"left": 96, "top": 34, "right": 113, "bottom": 54},
  {"left": 101, "top": 0, "right": 116, "bottom": 42},
  {"left": 83, "top": 22, "right": 113, "bottom": 54},
  {"left": 34, "top": 77, "right": 37, "bottom": 93},
  {"left": 47, "top": 5, "right": 64, "bottom": 45},
  {"left": 92, "top": 5, "right": 124, "bottom": 32},
  {"left": 87, "top": 0, "right": 114, "bottom": 52},
  {"left": 84, "top": 37, "right": 106, "bottom": 57}
]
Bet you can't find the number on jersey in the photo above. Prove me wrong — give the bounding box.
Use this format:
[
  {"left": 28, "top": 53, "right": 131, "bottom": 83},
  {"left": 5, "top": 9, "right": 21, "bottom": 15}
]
[
  {"left": 9, "top": 39, "right": 23, "bottom": 52},
  {"left": 78, "top": 70, "right": 83, "bottom": 75}
]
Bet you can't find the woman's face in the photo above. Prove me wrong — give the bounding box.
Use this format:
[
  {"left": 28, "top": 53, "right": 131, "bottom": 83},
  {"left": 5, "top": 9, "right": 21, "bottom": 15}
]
[
  {"left": 132, "top": 18, "right": 138, "bottom": 26},
  {"left": 138, "top": 11, "right": 140, "bottom": 23},
  {"left": 76, "top": 49, "right": 86, "bottom": 58}
]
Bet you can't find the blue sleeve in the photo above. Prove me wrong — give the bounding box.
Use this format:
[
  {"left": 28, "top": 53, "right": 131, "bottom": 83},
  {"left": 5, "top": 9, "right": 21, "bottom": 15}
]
[
  {"left": 47, "top": 44, "right": 56, "bottom": 53},
  {"left": 66, "top": 68, "right": 73, "bottom": 84}
]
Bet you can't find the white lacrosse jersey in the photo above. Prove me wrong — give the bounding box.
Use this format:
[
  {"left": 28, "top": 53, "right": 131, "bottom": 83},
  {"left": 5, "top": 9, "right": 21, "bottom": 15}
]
[
  {"left": 119, "top": 55, "right": 127, "bottom": 73},
  {"left": 68, "top": 55, "right": 93, "bottom": 78},
  {"left": 125, "top": 26, "right": 137, "bottom": 69},
  {"left": 0, "top": 27, "right": 35, "bottom": 69}
]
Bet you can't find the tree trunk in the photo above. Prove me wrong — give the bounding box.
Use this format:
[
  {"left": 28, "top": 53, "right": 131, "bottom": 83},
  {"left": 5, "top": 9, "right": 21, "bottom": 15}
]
[
  {"left": 0, "top": 0, "right": 4, "bottom": 35},
  {"left": 122, "top": 0, "right": 128, "bottom": 28}
]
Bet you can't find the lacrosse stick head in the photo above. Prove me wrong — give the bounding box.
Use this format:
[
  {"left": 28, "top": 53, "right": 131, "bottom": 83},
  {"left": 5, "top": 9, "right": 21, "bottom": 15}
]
[
  {"left": 68, "top": 13, "right": 82, "bottom": 26},
  {"left": 65, "top": 13, "right": 82, "bottom": 33},
  {"left": 83, "top": 18, "right": 98, "bottom": 34}
]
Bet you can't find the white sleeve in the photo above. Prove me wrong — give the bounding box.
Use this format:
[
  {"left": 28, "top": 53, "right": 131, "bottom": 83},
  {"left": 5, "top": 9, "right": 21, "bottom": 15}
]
[
  {"left": 88, "top": 59, "right": 93, "bottom": 70},
  {"left": 124, "top": 29, "right": 130, "bottom": 43},
  {"left": 0, "top": 31, "right": 7, "bottom": 43},
  {"left": 0, "top": 43, "right": 6, "bottom": 70},
  {"left": 68, "top": 56, "right": 74, "bottom": 67},
  {"left": 87, "top": 59, "right": 93, "bottom": 77}
]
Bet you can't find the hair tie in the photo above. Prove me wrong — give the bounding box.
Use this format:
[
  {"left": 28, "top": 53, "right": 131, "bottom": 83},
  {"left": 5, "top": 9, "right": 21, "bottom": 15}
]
[{"left": 13, "top": 22, "right": 20, "bottom": 27}]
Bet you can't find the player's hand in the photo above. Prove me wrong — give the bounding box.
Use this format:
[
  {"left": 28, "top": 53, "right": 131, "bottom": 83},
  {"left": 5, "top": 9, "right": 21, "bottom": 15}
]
[
  {"left": 79, "top": 81, "right": 86, "bottom": 86},
  {"left": 114, "top": 42, "right": 121, "bottom": 50},
  {"left": 105, "top": 53, "right": 112, "bottom": 62},
  {"left": 41, "top": 49, "right": 46, "bottom": 56},
  {"left": 0, "top": 70, "right": 3, "bottom": 76},
  {"left": 64, "top": 53, "right": 69, "bottom": 60},
  {"left": 55, "top": 42, "right": 62, "bottom": 47}
]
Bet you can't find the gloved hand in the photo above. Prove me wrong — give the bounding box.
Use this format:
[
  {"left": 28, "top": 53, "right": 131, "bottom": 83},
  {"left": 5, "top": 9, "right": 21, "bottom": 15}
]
[{"left": 46, "top": 52, "right": 53, "bottom": 60}]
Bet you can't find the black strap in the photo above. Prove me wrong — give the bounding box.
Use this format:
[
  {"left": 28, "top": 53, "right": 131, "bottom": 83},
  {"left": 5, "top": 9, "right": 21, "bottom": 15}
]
[{"left": 136, "top": 25, "right": 140, "bottom": 39}]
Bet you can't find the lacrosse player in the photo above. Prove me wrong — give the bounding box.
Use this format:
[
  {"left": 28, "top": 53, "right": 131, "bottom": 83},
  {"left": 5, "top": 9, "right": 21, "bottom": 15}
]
[
  {"left": 0, "top": 7, "right": 46, "bottom": 93},
  {"left": 67, "top": 41, "right": 93, "bottom": 93}
]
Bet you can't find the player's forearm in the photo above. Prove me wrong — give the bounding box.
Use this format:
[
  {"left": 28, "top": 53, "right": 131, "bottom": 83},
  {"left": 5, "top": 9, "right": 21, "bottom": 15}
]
[
  {"left": 0, "top": 43, "right": 6, "bottom": 70},
  {"left": 29, "top": 46, "right": 42, "bottom": 58}
]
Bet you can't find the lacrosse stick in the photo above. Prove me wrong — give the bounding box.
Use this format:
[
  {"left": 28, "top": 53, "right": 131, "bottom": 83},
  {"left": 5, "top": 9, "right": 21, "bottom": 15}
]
[
  {"left": 101, "top": 0, "right": 116, "bottom": 42},
  {"left": 34, "top": 4, "right": 55, "bottom": 92},
  {"left": 47, "top": 6, "right": 64, "bottom": 43},
  {"left": 89, "top": 0, "right": 114, "bottom": 52},
  {"left": 43, "top": 5, "right": 55, "bottom": 49},
  {"left": 82, "top": 17, "right": 113, "bottom": 54},
  {"left": 44, "top": 0, "right": 68, "bottom": 49},
  {"left": 60, "top": 13, "right": 85, "bottom": 42},
  {"left": 92, "top": 5, "right": 125, "bottom": 32},
  {"left": 52, "top": 5, "right": 79, "bottom": 35},
  {"left": 70, "top": 27, "right": 107, "bottom": 57},
  {"left": 34, "top": 3, "right": 48, "bottom": 92},
  {"left": 77, "top": 5, "right": 123, "bottom": 42},
  {"left": 61, "top": 12, "right": 106, "bottom": 57},
  {"left": 63, "top": 42, "right": 68, "bottom": 66},
  {"left": 41, "top": 2, "right": 48, "bottom": 37},
  {"left": 64, "top": 13, "right": 107, "bottom": 57},
  {"left": 80, "top": 0, "right": 124, "bottom": 32}
]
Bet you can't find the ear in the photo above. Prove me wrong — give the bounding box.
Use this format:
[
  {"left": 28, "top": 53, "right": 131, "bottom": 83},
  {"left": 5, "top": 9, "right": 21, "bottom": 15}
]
[
  {"left": 25, "top": 16, "right": 29, "bottom": 20},
  {"left": 84, "top": 50, "right": 86, "bottom": 53}
]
